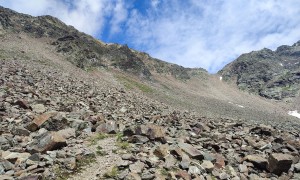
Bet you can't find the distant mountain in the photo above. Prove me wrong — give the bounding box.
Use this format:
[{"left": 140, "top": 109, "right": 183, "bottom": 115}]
[
  {"left": 0, "top": 6, "right": 206, "bottom": 80},
  {"left": 219, "top": 41, "right": 300, "bottom": 100}
]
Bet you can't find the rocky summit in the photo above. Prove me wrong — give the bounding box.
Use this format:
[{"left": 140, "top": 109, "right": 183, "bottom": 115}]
[{"left": 0, "top": 6, "right": 300, "bottom": 180}]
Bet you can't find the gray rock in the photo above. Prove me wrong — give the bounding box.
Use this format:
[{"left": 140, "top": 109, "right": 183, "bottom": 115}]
[
  {"left": 188, "top": 166, "right": 200, "bottom": 175},
  {"left": 294, "top": 163, "right": 300, "bottom": 173},
  {"left": 27, "top": 131, "right": 67, "bottom": 153},
  {"left": 31, "top": 104, "right": 46, "bottom": 113},
  {"left": 268, "top": 153, "right": 294, "bottom": 175},
  {"left": 129, "top": 161, "right": 145, "bottom": 174},
  {"left": 129, "top": 135, "right": 149, "bottom": 144},
  {"left": 96, "top": 121, "right": 118, "bottom": 134}
]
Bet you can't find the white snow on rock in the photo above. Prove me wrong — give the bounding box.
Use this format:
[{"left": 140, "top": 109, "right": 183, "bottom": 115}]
[
  {"left": 288, "top": 110, "right": 300, "bottom": 119},
  {"left": 279, "top": 63, "right": 283, "bottom": 66}
]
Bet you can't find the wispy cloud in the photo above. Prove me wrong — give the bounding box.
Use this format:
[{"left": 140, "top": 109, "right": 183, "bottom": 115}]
[
  {"left": 0, "top": 0, "right": 127, "bottom": 36},
  {"left": 1, "top": 0, "right": 300, "bottom": 73},
  {"left": 124, "top": 0, "right": 300, "bottom": 72}
]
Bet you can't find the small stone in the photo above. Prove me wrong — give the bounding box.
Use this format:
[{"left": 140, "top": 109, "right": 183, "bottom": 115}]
[
  {"left": 176, "top": 170, "right": 191, "bottom": 180},
  {"left": 153, "top": 144, "right": 169, "bottom": 159},
  {"left": 219, "top": 172, "right": 230, "bottom": 180},
  {"left": 57, "top": 128, "right": 76, "bottom": 139},
  {"left": 11, "top": 126, "right": 31, "bottom": 136},
  {"left": 164, "top": 155, "right": 177, "bottom": 169},
  {"left": 14, "top": 99, "right": 30, "bottom": 109},
  {"left": 201, "top": 160, "right": 214, "bottom": 172},
  {"left": 268, "top": 153, "right": 294, "bottom": 175},
  {"left": 129, "top": 161, "right": 145, "bottom": 174},
  {"left": 188, "top": 166, "right": 200, "bottom": 175},
  {"left": 238, "top": 164, "right": 248, "bottom": 173}
]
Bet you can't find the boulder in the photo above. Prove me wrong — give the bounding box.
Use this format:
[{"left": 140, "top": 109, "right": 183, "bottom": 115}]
[
  {"left": 267, "top": 153, "right": 294, "bottom": 175},
  {"left": 27, "top": 131, "right": 67, "bottom": 153}
]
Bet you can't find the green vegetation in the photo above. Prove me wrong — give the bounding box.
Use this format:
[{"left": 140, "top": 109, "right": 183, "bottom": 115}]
[
  {"left": 115, "top": 75, "right": 154, "bottom": 93},
  {"left": 116, "top": 141, "right": 131, "bottom": 150},
  {"left": 88, "top": 133, "right": 108, "bottom": 146},
  {"left": 103, "top": 166, "right": 119, "bottom": 178},
  {"left": 96, "top": 146, "right": 108, "bottom": 156},
  {"left": 53, "top": 154, "right": 96, "bottom": 180}
]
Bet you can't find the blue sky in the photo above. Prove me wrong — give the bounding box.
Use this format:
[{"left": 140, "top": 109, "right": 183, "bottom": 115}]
[{"left": 1, "top": 0, "right": 300, "bottom": 73}]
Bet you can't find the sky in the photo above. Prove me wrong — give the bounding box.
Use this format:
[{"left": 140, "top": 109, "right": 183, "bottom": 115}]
[{"left": 1, "top": 0, "right": 300, "bottom": 73}]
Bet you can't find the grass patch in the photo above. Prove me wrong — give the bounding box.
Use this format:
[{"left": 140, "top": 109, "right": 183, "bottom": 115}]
[
  {"left": 103, "top": 166, "right": 119, "bottom": 178},
  {"left": 96, "top": 146, "right": 108, "bottom": 156},
  {"left": 115, "top": 75, "right": 154, "bottom": 93},
  {"left": 53, "top": 154, "right": 96, "bottom": 180},
  {"left": 116, "top": 141, "right": 131, "bottom": 150},
  {"left": 88, "top": 133, "right": 108, "bottom": 146}
]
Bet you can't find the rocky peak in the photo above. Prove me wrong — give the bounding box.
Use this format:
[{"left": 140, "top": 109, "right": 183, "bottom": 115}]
[{"left": 220, "top": 40, "right": 300, "bottom": 100}]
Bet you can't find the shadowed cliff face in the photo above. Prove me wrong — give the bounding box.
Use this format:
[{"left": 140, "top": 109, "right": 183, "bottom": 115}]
[
  {"left": 0, "top": 6, "right": 206, "bottom": 80},
  {"left": 219, "top": 42, "right": 300, "bottom": 100}
]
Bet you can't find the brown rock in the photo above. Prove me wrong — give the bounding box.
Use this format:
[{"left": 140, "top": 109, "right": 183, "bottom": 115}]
[
  {"left": 27, "top": 131, "right": 67, "bottom": 153},
  {"left": 26, "top": 112, "right": 57, "bottom": 131},
  {"left": 136, "top": 124, "right": 165, "bottom": 141},
  {"left": 176, "top": 170, "right": 191, "bottom": 180},
  {"left": 153, "top": 144, "right": 169, "bottom": 159},
  {"left": 178, "top": 142, "right": 204, "bottom": 160},
  {"left": 214, "top": 154, "right": 226, "bottom": 169},
  {"left": 268, "top": 153, "right": 294, "bottom": 175},
  {"left": 14, "top": 99, "right": 30, "bottom": 109},
  {"left": 244, "top": 155, "right": 268, "bottom": 170}
]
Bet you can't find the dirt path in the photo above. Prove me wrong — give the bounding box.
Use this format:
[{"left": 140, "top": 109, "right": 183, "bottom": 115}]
[{"left": 68, "top": 137, "right": 121, "bottom": 180}]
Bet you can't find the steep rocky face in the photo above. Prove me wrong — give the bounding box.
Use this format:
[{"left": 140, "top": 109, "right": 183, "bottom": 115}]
[
  {"left": 219, "top": 42, "right": 300, "bottom": 100},
  {"left": 0, "top": 6, "right": 205, "bottom": 80}
]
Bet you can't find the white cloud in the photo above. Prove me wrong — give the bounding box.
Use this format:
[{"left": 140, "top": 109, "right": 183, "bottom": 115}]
[
  {"left": 1, "top": 0, "right": 300, "bottom": 73},
  {"left": 0, "top": 0, "right": 127, "bottom": 36},
  {"left": 124, "top": 0, "right": 300, "bottom": 72}
]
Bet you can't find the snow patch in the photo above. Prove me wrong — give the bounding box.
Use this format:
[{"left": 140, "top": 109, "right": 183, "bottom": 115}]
[
  {"left": 220, "top": 76, "right": 223, "bottom": 81},
  {"left": 288, "top": 110, "right": 300, "bottom": 119},
  {"left": 228, "top": 102, "right": 245, "bottom": 108},
  {"left": 279, "top": 63, "right": 283, "bottom": 66}
]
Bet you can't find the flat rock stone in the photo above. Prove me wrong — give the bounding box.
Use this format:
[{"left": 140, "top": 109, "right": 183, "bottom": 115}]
[
  {"left": 27, "top": 131, "right": 67, "bottom": 153},
  {"left": 2, "top": 151, "right": 31, "bottom": 164},
  {"left": 26, "top": 112, "right": 57, "bottom": 132},
  {"left": 136, "top": 124, "right": 165, "bottom": 141},
  {"left": 129, "top": 161, "right": 145, "bottom": 174},
  {"left": 268, "top": 153, "right": 294, "bottom": 175},
  {"left": 178, "top": 142, "right": 204, "bottom": 160},
  {"left": 128, "top": 135, "right": 149, "bottom": 144},
  {"left": 244, "top": 155, "right": 268, "bottom": 170}
]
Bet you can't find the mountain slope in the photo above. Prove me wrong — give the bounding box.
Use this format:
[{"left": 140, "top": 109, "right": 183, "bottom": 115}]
[
  {"left": 1, "top": 6, "right": 300, "bottom": 180},
  {"left": 219, "top": 42, "right": 300, "bottom": 100}
]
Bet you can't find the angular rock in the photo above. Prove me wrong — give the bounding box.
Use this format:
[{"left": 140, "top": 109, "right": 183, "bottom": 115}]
[
  {"left": 268, "top": 153, "right": 294, "bottom": 175},
  {"left": 136, "top": 124, "right": 165, "bottom": 141},
  {"left": 96, "top": 121, "right": 118, "bottom": 134},
  {"left": 57, "top": 128, "right": 76, "bottom": 139},
  {"left": 188, "top": 166, "right": 200, "bottom": 175},
  {"left": 238, "top": 164, "right": 248, "bottom": 173},
  {"left": 14, "top": 99, "right": 30, "bottom": 109},
  {"left": 175, "top": 170, "right": 191, "bottom": 180},
  {"left": 128, "top": 135, "right": 149, "bottom": 144},
  {"left": 164, "top": 155, "right": 177, "bottom": 169},
  {"left": 178, "top": 142, "right": 204, "bottom": 160},
  {"left": 244, "top": 155, "right": 268, "bottom": 170},
  {"left": 2, "top": 151, "right": 31, "bottom": 164},
  {"left": 27, "top": 131, "right": 67, "bottom": 153},
  {"left": 129, "top": 161, "right": 145, "bottom": 174},
  {"left": 295, "top": 163, "right": 300, "bottom": 173},
  {"left": 26, "top": 112, "right": 56, "bottom": 132},
  {"left": 11, "top": 126, "right": 30, "bottom": 136},
  {"left": 153, "top": 144, "right": 169, "bottom": 159},
  {"left": 201, "top": 160, "right": 214, "bottom": 173}
]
